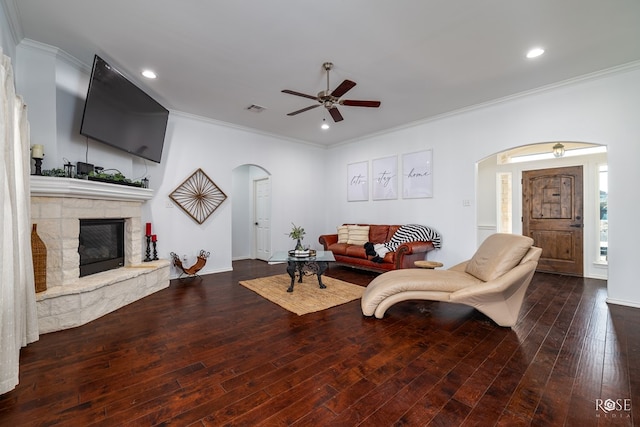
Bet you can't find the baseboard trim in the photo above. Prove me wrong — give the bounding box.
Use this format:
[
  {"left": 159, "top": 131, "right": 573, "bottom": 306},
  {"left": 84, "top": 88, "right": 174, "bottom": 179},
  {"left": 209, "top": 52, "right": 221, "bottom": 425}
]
[{"left": 606, "top": 298, "right": 640, "bottom": 309}]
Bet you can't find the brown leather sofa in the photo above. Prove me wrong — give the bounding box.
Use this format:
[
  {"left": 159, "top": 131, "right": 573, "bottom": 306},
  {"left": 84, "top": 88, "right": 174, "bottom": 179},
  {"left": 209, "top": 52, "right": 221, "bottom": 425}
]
[{"left": 318, "top": 224, "right": 437, "bottom": 273}]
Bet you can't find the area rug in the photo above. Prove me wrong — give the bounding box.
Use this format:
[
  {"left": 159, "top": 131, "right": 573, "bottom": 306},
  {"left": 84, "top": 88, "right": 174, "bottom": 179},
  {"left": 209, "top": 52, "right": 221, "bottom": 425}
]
[{"left": 239, "top": 274, "right": 364, "bottom": 315}]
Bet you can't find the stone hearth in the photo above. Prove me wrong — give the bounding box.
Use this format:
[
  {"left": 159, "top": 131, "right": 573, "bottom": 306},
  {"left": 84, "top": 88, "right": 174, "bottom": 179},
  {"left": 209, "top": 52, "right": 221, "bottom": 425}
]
[{"left": 31, "top": 176, "right": 170, "bottom": 333}]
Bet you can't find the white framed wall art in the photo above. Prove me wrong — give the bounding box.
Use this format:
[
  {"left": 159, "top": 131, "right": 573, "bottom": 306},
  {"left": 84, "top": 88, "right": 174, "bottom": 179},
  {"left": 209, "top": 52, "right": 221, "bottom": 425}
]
[
  {"left": 402, "top": 149, "right": 433, "bottom": 198},
  {"left": 372, "top": 155, "right": 398, "bottom": 200},
  {"left": 347, "top": 161, "right": 369, "bottom": 201}
]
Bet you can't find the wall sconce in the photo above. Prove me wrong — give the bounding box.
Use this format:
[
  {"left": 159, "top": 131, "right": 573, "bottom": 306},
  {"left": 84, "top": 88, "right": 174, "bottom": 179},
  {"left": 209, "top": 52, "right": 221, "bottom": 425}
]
[{"left": 552, "top": 143, "right": 565, "bottom": 158}]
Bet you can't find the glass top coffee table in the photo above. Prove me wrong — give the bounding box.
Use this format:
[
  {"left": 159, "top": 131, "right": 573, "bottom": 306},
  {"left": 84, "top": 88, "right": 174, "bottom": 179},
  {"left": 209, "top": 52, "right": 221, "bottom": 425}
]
[{"left": 269, "top": 250, "right": 336, "bottom": 292}]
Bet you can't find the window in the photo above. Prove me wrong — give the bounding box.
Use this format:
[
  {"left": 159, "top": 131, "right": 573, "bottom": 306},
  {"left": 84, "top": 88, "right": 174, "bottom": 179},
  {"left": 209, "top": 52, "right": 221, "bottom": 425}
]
[
  {"left": 497, "top": 172, "right": 512, "bottom": 233},
  {"left": 598, "top": 165, "right": 608, "bottom": 262}
]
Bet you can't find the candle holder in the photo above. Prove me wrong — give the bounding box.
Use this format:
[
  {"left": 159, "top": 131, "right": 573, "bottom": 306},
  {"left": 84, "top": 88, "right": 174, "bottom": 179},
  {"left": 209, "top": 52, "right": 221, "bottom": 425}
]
[
  {"left": 33, "top": 157, "right": 43, "bottom": 176},
  {"left": 152, "top": 241, "right": 158, "bottom": 261},
  {"left": 144, "top": 235, "right": 152, "bottom": 262}
]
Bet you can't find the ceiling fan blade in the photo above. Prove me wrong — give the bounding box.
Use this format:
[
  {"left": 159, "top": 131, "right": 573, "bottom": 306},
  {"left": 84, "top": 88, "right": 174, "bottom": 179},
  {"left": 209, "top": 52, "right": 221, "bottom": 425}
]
[
  {"left": 340, "top": 99, "right": 381, "bottom": 108},
  {"left": 331, "top": 80, "right": 356, "bottom": 98},
  {"left": 282, "top": 89, "right": 318, "bottom": 101},
  {"left": 286, "top": 104, "right": 320, "bottom": 116},
  {"left": 329, "top": 107, "right": 344, "bottom": 122}
]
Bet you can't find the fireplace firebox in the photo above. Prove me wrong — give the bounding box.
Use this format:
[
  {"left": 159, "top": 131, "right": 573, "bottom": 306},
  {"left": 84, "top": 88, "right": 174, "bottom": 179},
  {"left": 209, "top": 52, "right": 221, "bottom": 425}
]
[{"left": 79, "top": 219, "right": 125, "bottom": 277}]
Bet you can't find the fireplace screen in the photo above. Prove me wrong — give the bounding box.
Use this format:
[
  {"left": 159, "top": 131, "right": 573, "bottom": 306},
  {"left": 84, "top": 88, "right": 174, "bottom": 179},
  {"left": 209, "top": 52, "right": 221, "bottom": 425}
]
[{"left": 79, "top": 219, "right": 125, "bottom": 277}]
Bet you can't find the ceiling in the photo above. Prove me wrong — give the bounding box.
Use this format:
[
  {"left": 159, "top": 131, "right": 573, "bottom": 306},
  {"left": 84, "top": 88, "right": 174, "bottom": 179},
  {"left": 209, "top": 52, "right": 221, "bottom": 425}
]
[{"left": 5, "top": 0, "right": 640, "bottom": 147}]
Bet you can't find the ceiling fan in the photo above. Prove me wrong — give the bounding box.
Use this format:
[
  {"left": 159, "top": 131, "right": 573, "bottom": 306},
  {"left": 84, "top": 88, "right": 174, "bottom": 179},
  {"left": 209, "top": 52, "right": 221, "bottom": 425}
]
[{"left": 282, "top": 62, "right": 381, "bottom": 123}]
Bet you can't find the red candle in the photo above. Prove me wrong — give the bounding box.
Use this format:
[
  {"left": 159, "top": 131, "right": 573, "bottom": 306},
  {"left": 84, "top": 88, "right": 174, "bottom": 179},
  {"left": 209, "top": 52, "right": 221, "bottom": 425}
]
[
  {"left": 146, "top": 223, "right": 151, "bottom": 236},
  {"left": 151, "top": 234, "right": 157, "bottom": 242}
]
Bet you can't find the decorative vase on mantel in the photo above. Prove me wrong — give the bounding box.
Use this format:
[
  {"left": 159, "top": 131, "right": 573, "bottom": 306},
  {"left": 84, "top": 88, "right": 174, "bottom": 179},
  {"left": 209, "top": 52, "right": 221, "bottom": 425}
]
[{"left": 31, "top": 223, "right": 47, "bottom": 293}]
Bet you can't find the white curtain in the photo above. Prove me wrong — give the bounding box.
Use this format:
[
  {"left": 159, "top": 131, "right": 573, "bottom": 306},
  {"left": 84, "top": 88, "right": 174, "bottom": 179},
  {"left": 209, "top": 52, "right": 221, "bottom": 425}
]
[{"left": 0, "top": 49, "right": 39, "bottom": 395}]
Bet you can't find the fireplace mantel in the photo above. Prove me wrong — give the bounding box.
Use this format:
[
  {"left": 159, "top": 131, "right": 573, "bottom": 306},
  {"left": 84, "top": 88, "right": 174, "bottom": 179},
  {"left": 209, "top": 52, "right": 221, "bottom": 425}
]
[{"left": 31, "top": 175, "right": 153, "bottom": 201}]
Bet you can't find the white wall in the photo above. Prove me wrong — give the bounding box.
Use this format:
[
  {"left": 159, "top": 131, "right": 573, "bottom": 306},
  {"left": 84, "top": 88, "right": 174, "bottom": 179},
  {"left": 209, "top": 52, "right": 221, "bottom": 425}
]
[
  {"left": 12, "top": 36, "right": 640, "bottom": 308},
  {"left": 231, "top": 165, "right": 251, "bottom": 260},
  {"left": 149, "top": 113, "right": 326, "bottom": 276},
  {"left": 325, "top": 64, "right": 640, "bottom": 308}
]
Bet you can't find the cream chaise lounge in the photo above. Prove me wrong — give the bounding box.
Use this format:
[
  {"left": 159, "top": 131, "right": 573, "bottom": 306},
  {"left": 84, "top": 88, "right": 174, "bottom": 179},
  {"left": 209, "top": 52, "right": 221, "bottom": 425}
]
[{"left": 361, "top": 233, "right": 542, "bottom": 327}]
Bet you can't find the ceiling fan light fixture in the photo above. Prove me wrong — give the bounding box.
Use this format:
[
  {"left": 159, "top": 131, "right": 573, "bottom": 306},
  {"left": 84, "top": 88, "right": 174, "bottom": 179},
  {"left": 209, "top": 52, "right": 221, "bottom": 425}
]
[
  {"left": 321, "top": 118, "right": 330, "bottom": 130},
  {"left": 282, "top": 61, "right": 380, "bottom": 124}
]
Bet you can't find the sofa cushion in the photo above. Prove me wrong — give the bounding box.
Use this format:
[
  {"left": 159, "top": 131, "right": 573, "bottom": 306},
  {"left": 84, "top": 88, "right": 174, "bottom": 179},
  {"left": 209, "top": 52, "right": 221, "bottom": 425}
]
[
  {"left": 369, "top": 225, "right": 390, "bottom": 243},
  {"left": 337, "top": 225, "right": 349, "bottom": 244},
  {"left": 347, "top": 225, "right": 370, "bottom": 245},
  {"left": 363, "top": 269, "right": 482, "bottom": 308},
  {"left": 327, "top": 243, "right": 350, "bottom": 256},
  {"left": 345, "top": 245, "right": 368, "bottom": 259},
  {"left": 465, "top": 234, "right": 534, "bottom": 282}
]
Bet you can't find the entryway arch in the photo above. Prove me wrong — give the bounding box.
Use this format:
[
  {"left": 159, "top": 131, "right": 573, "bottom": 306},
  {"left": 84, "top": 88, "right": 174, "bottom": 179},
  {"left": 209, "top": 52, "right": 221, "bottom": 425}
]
[
  {"left": 476, "top": 141, "right": 608, "bottom": 279},
  {"left": 231, "top": 164, "right": 271, "bottom": 261}
]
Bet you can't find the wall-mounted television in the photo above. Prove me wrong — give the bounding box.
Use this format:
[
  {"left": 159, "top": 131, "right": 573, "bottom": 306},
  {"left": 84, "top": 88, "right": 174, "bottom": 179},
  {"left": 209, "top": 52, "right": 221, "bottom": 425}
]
[{"left": 80, "top": 55, "right": 169, "bottom": 163}]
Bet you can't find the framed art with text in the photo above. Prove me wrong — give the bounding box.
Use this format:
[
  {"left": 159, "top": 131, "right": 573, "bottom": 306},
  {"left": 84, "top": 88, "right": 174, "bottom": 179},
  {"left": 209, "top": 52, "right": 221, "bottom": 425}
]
[
  {"left": 347, "top": 161, "right": 369, "bottom": 201},
  {"left": 402, "top": 149, "right": 433, "bottom": 198},
  {"left": 372, "top": 155, "right": 398, "bottom": 200}
]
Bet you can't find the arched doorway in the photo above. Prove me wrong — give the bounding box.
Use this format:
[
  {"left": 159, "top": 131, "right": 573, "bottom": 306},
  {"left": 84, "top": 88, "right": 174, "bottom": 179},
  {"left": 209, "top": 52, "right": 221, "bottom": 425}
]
[
  {"left": 231, "top": 164, "right": 271, "bottom": 261},
  {"left": 476, "top": 141, "right": 608, "bottom": 279}
]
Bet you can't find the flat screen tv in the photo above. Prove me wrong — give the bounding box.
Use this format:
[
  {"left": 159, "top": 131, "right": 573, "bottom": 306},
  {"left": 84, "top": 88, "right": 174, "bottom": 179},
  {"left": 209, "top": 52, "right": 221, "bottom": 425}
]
[{"left": 80, "top": 55, "right": 169, "bottom": 163}]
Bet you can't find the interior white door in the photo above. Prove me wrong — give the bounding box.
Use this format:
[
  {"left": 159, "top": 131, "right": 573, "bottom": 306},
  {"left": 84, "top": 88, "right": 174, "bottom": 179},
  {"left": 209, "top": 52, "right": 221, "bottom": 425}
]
[{"left": 254, "top": 178, "right": 271, "bottom": 261}]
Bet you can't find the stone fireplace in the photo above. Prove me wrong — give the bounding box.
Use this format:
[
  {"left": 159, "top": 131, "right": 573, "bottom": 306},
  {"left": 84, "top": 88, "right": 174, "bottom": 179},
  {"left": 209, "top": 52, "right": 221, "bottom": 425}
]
[{"left": 30, "top": 176, "right": 170, "bottom": 333}]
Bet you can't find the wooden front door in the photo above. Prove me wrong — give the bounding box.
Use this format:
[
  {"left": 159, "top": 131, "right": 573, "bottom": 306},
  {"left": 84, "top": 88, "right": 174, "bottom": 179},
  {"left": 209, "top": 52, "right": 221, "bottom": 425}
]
[{"left": 522, "top": 166, "right": 584, "bottom": 276}]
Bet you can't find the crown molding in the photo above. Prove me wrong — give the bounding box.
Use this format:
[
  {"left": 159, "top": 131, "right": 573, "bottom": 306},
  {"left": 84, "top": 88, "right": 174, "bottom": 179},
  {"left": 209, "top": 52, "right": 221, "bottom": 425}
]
[
  {"left": 171, "top": 110, "right": 327, "bottom": 150},
  {"left": 2, "top": 0, "right": 24, "bottom": 45},
  {"left": 17, "top": 38, "right": 90, "bottom": 73}
]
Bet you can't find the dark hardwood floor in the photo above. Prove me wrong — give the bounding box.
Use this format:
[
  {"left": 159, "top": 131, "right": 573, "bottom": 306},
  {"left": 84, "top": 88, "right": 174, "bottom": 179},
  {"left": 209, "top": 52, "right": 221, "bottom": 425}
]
[{"left": 1, "top": 260, "right": 638, "bottom": 426}]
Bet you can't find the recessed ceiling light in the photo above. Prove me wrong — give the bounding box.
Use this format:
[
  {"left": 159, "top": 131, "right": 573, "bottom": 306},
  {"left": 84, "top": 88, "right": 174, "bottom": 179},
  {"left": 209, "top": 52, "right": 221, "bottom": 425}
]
[
  {"left": 141, "top": 69, "right": 157, "bottom": 79},
  {"left": 526, "top": 47, "right": 545, "bottom": 59}
]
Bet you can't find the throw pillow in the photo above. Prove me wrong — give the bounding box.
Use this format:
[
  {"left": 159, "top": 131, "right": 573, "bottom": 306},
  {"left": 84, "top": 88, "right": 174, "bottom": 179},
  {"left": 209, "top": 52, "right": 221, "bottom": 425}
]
[
  {"left": 347, "top": 225, "right": 370, "bottom": 245},
  {"left": 337, "top": 225, "right": 349, "bottom": 244}
]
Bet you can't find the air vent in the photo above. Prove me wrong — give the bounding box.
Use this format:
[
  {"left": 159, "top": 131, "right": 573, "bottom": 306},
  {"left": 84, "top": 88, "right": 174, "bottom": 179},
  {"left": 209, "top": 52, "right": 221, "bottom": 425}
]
[{"left": 246, "top": 104, "right": 266, "bottom": 113}]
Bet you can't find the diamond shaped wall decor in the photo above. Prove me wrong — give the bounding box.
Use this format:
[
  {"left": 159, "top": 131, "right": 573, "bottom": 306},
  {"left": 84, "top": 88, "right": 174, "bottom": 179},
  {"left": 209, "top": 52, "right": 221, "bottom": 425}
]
[{"left": 169, "top": 168, "right": 227, "bottom": 224}]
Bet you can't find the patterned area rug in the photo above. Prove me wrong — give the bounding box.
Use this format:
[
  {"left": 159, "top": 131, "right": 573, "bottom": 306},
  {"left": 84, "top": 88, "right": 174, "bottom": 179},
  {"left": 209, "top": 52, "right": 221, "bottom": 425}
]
[{"left": 239, "top": 274, "right": 364, "bottom": 315}]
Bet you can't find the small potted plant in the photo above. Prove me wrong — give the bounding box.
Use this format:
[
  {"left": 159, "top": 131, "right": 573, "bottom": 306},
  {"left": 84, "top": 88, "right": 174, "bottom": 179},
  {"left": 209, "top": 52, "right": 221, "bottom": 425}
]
[{"left": 289, "top": 223, "right": 306, "bottom": 251}]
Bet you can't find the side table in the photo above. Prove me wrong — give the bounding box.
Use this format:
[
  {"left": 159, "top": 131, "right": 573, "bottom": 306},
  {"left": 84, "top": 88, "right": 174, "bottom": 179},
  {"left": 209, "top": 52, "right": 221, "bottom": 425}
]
[{"left": 414, "top": 260, "right": 443, "bottom": 269}]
